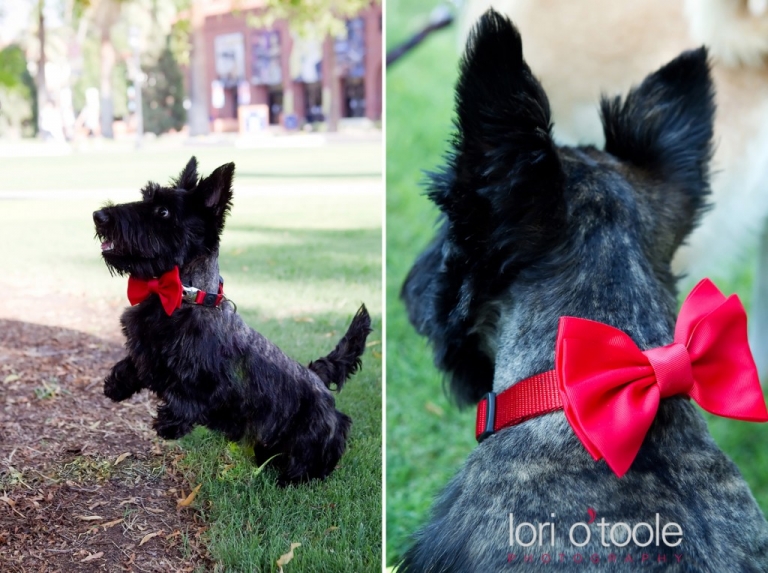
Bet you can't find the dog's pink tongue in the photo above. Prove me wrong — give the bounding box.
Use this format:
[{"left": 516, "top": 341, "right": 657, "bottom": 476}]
[{"left": 101, "top": 241, "right": 112, "bottom": 251}]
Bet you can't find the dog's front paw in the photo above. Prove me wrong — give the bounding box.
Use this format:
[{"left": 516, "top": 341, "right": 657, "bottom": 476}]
[
  {"left": 104, "top": 374, "right": 140, "bottom": 402},
  {"left": 153, "top": 416, "right": 193, "bottom": 440},
  {"left": 104, "top": 358, "right": 144, "bottom": 402}
]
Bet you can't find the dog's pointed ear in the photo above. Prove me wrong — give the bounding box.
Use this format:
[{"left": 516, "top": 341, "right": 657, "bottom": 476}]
[
  {"left": 413, "top": 10, "right": 565, "bottom": 406},
  {"left": 438, "top": 9, "right": 563, "bottom": 217},
  {"left": 601, "top": 48, "right": 714, "bottom": 235},
  {"left": 433, "top": 9, "right": 565, "bottom": 285},
  {"left": 195, "top": 162, "right": 235, "bottom": 229},
  {"left": 174, "top": 156, "right": 199, "bottom": 191}
]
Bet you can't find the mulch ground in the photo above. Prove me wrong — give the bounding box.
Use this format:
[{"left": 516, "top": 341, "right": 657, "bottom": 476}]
[{"left": 0, "top": 305, "right": 213, "bottom": 571}]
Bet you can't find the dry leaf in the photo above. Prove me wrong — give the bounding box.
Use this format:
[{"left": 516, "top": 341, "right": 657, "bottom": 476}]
[
  {"left": 102, "top": 518, "right": 124, "bottom": 529},
  {"left": 88, "top": 501, "right": 106, "bottom": 510},
  {"left": 138, "top": 530, "right": 163, "bottom": 546},
  {"left": 276, "top": 542, "right": 301, "bottom": 571},
  {"left": 80, "top": 552, "right": 104, "bottom": 562},
  {"left": 114, "top": 452, "right": 131, "bottom": 466},
  {"left": 324, "top": 526, "right": 339, "bottom": 535},
  {"left": 0, "top": 495, "right": 15, "bottom": 508},
  {"left": 365, "top": 340, "right": 381, "bottom": 347},
  {"left": 145, "top": 507, "right": 164, "bottom": 514},
  {"left": 425, "top": 401, "right": 444, "bottom": 417},
  {"left": 177, "top": 484, "right": 202, "bottom": 508},
  {"left": 76, "top": 515, "right": 103, "bottom": 521},
  {"left": 3, "top": 374, "right": 19, "bottom": 384}
]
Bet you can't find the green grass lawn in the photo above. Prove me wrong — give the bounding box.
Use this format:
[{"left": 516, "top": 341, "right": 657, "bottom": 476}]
[
  {"left": 0, "top": 139, "right": 381, "bottom": 191},
  {"left": 385, "top": 1, "right": 768, "bottom": 566},
  {"left": 386, "top": 2, "right": 476, "bottom": 565},
  {"left": 0, "top": 140, "right": 383, "bottom": 571}
]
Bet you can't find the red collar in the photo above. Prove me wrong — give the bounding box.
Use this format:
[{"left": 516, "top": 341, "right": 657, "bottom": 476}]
[
  {"left": 476, "top": 370, "right": 562, "bottom": 443},
  {"left": 127, "top": 267, "right": 234, "bottom": 316},
  {"left": 181, "top": 277, "right": 227, "bottom": 309},
  {"left": 475, "top": 278, "right": 768, "bottom": 477}
]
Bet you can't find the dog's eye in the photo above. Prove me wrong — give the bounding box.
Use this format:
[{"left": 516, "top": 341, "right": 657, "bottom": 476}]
[{"left": 155, "top": 206, "right": 170, "bottom": 219}]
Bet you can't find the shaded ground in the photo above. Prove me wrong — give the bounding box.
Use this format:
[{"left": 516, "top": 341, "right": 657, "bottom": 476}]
[{"left": 0, "top": 314, "right": 211, "bottom": 572}]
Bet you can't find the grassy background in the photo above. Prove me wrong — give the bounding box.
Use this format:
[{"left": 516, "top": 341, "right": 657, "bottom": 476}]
[
  {"left": 0, "top": 139, "right": 380, "bottom": 191},
  {"left": 0, "top": 139, "right": 383, "bottom": 571},
  {"left": 385, "top": 1, "right": 768, "bottom": 566},
  {"left": 385, "top": 1, "right": 477, "bottom": 566}
]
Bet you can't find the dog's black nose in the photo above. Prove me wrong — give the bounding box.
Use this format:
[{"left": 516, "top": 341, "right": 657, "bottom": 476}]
[{"left": 93, "top": 210, "right": 110, "bottom": 226}]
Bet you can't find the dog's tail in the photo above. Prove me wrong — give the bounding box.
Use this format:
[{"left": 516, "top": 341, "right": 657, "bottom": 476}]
[{"left": 308, "top": 304, "right": 372, "bottom": 391}]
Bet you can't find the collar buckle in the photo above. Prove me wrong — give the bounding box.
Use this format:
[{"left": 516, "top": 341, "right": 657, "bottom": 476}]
[
  {"left": 180, "top": 277, "right": 234, "bottom": 311},
  {"left": 476, "top": 391, "right": 497, "bottom": 443},
  {"left": 181, "top": 285, "right": 200, "bottom": 303}
]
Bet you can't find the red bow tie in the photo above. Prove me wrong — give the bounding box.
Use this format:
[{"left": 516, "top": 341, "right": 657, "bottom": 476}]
[
  {"left": 476, "top": 278, "right": 768, "bottom": 477},
  {"left": 127, "top": 267, "right": 183, "bottom": 316}
]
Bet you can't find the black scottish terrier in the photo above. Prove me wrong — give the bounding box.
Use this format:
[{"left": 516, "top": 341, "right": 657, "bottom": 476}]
[
  {"left": 93, "top": 157, "right": 371, "bottom": 485},
  {"left": 399, "top": 11, "right": 768, "bottom": 572}
]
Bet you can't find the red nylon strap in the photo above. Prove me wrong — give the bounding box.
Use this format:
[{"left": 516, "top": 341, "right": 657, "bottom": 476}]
[
  {"left": 189, "top": 279, "right": 225, "bottom": 308},
  {"left": 215, "top": 281, "right": 224, "bottom": 306},
  {"left": 475, "top": 370, "right": 564, "bottom": 442}
]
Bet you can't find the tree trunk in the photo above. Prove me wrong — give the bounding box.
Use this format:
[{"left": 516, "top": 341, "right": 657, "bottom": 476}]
[
  {"left": 188, "top": 0, "right": 210, "bottom": 136},
  {"left": 94, "top": 0, "right": 121, "bottom": 139},
  {"left": 327, "top": 43, "right": 340, "bottom": 132},
  {"left": 99, "top": 26, "right": 115, "bottom": 138},
  {"left": 36, "top": 0, "right": 47, "bottom": 136}
]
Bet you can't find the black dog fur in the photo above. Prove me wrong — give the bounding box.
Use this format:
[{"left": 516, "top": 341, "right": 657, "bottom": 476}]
[
  {"left": 93, "top": 158, "right": 371, "bottom": 485},
  {"left": 399, "top": 10, "right": 768, "bottom": 572}
]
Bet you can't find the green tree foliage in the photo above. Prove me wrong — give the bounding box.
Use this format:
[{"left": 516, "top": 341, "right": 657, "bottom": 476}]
[
  {"left": 0, "top": 44, "right": 29, "bottom": 90},
  {"left": 258, "top": 0, "right": 377, "bottom": 37},
  {"left": 168, "top": 13, "right": 191, "bottom": 66},
  {"left": 0, "top": 44, "right": 36, "bottom": 137},
  {"left": 141, "top": 43, "right": 186, "bottom": 134}
]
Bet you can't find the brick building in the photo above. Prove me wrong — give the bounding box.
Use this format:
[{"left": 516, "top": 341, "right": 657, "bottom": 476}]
[{"left": 197, "top": 0, "right": 382, "bottom": 132}]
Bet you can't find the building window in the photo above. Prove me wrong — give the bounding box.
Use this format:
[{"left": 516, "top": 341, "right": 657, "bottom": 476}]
[
  {"left": 336, "top": 18, "right": 366, "bottom": 79},
  {"left": 252, "top": 30, "right": 282, "bottom": 86},
  {"left": 335, "top": 18, "right": 366, "bottom": 118},
  {"left": 214, "top": 32, "right": 245, "bottom": 88}
]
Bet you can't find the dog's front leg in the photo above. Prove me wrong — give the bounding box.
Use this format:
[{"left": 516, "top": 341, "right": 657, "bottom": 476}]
[
  {"left": 153, "top": 399, "right": 197, "bottom": 440},
  {"left": 104, "top": 357, "right": 146, "bottom": 402}
]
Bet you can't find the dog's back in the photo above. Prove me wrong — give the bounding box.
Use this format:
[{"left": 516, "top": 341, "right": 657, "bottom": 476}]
[{"left": 401, "top": 402, "right": 768, "bottom": 571}]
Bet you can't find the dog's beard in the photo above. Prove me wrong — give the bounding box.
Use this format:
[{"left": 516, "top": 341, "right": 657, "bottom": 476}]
[
  {"left": 96, "top": 234, "right": 179, "bottom": 279},
  {"left": 101, "top": 252, "right": 151, "bottom": 278},
  {"left": 94, "top": 220, "right": 191, "bottom": 279}
]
